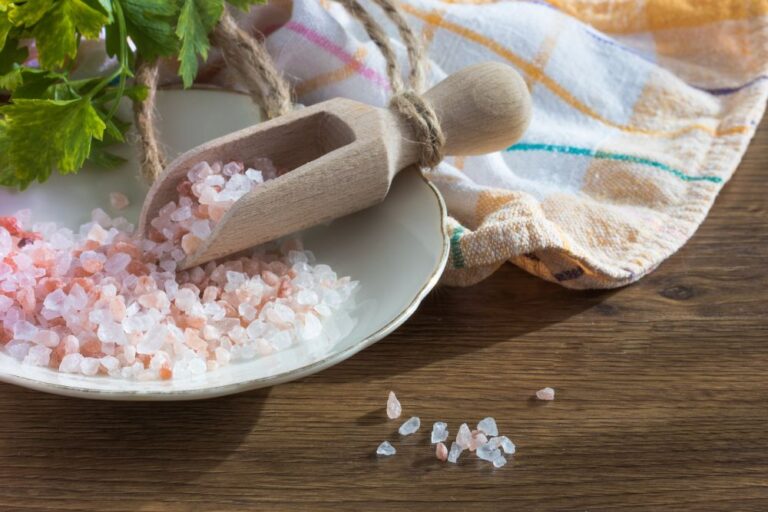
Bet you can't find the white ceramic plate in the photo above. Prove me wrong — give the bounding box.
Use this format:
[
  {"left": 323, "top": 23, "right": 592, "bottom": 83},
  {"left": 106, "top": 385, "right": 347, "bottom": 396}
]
[{"left": 0, "top": 89, "right": 448, "bottom": 400}]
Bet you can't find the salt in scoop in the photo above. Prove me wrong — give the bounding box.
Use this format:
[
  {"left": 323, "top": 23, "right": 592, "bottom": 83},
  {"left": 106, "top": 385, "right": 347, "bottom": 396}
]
[{"left": 139, "top": 62, "right": 532, "bottom": 269}]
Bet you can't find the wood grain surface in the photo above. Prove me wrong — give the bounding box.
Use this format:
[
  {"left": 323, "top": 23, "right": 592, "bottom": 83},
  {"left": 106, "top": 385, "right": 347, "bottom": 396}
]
[{"left": 0, "top": 121, "right": 765, "bottom": 511}]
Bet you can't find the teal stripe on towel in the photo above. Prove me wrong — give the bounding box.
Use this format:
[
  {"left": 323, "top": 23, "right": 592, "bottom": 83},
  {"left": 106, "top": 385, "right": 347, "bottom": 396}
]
[{"left": 507, "top": 142, "right": 723, "bottom": 184}]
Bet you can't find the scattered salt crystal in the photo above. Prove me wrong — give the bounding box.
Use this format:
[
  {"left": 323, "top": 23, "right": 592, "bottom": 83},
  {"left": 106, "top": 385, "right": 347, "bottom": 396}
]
[
  {"left": 431, "top": 422, "right": 448, "bottom": 443},
  {"left": 456, "top": 423, "right": 472, "bottom": 449},
  {"left": 436, "top": 442, "right": 448, "bottom": 461},
  {"left": 398, "top": 416, "right": 420, "bottom": 436},
  {"left": 376, "top": 441, "right": 396, "bottom": 456},
  {"left": 447, "top": 442, "right": 463, "bottom": 463},
  {"left": 245, "top": 168, "right": 263, "bottom": 183},
  {"left": 6, "top": 340, "right": 31, "bottom": 361},
  {"left": 492, "top": 453, "right": 507, "bottom": 468},
  {"left": 469, "top": 430, "right": 488, "bottom": 451},
  {"left": 536, "top": 387, "right": 555, "bottom": 400},
  {"left": 386, "top": 391, "right": 402, "bottom": 419},
  {"left": 477, "top": 417, "right": 498, "bottom": 437},
  {"left": 109, "top": 192, "right": 130, "bottom": 210},
  {"left": 13, "top": 320, "right": 37, "bottom": 341},
  {"left": 476, "top": 442, "right": 502, "bottom": 462},
  {"left": 498, "top": 436, "right": 516, "bottom": 455}
]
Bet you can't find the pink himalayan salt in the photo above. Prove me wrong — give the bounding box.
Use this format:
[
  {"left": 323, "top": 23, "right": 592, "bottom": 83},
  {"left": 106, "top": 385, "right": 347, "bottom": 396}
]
[
  {"left": 109, "top": 192, "right": 130, "bottom": 211},
  {"left": 435, "top": 442, "right": 448, "bottom": 462},
  {"left": 386, "top": 390, "right": 402, "bottom": 419},
  {"left": 456, "top": 423, "right": 472, "bottom": 449},
  {"left": 536, "top": 387, "right": 555, "bottom": 401},
  {"left": 0, "top": 159, "right": 357, "bottom": 381},
  {"left": 469, "top": 430, "right": 488, "bottom": 451}
]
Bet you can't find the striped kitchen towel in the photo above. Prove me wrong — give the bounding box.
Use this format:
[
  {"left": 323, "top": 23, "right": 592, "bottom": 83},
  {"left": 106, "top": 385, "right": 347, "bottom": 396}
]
[{"left": 221, "top": 0, "right": 768, "bottom": 288}]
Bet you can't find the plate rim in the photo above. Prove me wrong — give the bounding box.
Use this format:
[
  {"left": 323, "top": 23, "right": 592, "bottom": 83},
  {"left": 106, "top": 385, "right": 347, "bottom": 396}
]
[{"left": 0, "top": 89, "right": 450, "bottom": 400}]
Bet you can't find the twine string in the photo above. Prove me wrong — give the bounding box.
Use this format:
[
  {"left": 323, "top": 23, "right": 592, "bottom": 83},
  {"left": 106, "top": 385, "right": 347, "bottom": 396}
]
[{"left": 133, "top": 0, "right": 442, "bottom": 183}]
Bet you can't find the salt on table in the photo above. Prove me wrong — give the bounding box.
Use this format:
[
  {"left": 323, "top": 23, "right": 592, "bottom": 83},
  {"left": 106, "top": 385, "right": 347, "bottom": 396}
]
[
  {"left": 376, "top": 441, "right": 396, "bottom": 456},
  {"left": 398, "top": 416, "right": 420, "bottom": 436}
]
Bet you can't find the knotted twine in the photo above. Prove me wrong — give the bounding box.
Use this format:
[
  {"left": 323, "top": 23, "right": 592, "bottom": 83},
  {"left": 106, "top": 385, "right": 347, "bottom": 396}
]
[{"left": 133, "top": 2, "right": 446, "bottom": 181}]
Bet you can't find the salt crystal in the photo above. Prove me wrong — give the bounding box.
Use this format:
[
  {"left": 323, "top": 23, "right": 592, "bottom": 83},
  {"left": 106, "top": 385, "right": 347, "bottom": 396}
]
[
  {"left": 80, "top": 357, "right": 101, "bottom": 376},
  {"left": 447, "top": 442, "right": 463, "bottom": 463},
  {"left": 386, "top": 391, "right": 402, "bottom": 419},
  {"left": 536, "top": 387, "right": 555, "bottom": 400},
  {"left": 245, "top": 168, "right": 263, "bottom": 183},
  {"left": 456, "top": 423, "right": 472, "bottom": 449},
  {"left": 5, "top": 340, "right": 31, "bottom": 361},
  {"left": 2, "top": 158, "right": 355, "bottom": 381},
  {"left": 398, "top": 416, "right": 420, "bottom": 436},
  {"left": 496, "top": 436, "right": 516, "bottom": 454},
  {"left": 431, "top": 421, "right": 448, "bottom": 443},
  {"left": 477, "top": 417, "right": 498, "bottom": 437},
  {"left": 33, "top": 330, "right": 60, "bottom": 348},
  {"left": 109, "top": 192, "right": 130, "bottom": 210},
  {"left": 469, "top": 430, "right": 488, "bottom": 451},
  {"left": 376, "top": 441, "right": 396, "bottom": 456},
  {"left": 476, "top": 442, "right": 502, "bottom": 462},
  {"left": 492, "top": 453, "right": 507, "bottom": 468},
  {"left": 23, "top": 345, "right": 51, "bottom": 367},
  {"left": 436, "top": 442, "right": 448, "bottom": 461},
  {"left": 13, "top": 320, "right": 37, "bottom": 341}
]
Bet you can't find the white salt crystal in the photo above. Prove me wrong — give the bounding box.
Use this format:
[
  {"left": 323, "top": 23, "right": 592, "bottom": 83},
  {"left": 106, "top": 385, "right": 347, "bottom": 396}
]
[
  {"left": 23, "top": 345, "right": 51, "bottom": 367},
  {"left": 59, "top": 352, "right": 83, "bottom": 373},
  {"left": 0, "top": 228, "right": 11, "bottom": 257},
  {"left": 498, "top": 436, "right": 516, "bottom": 455},
  {"left": 476, "top": 442, "right": 502, "bottom": 462},
  {"left": 447, "top": 442, "right": 463, "bottom": 463},
  {"left": 299, "top": 312, "right": 322, "bottom": 340},
  {"left": 238, "top": 303, "right": 257, "bottom": 321},
  {"left": 296, "top": 289, "right": 319, "bottom": 306},
  {"left": 137, "top": 325, "right": 168, "bottom": 354},
  {"left": 492, "top": 453, "right": 507, "bottom": 468},
  {"left": 13, "top": 320, "right": 37, "bottom": 341},
  {"left": 33, "top": 330, "right": 60, "bottom": 348},
  {"left": 215, "top": 347, "right": 231, "bottom": 365},
  {"left": 80, "top": 357, "right": 101, "bottom": 376},
  {"left": 105, "top": 253, "right": 131, "bottom": 274},
  {"left": 98, "top": 321, "right": 128, "bottom": 345},
  {"left": 477, "top": 417, "right": 498, "bottom": 437},
  {"left": 431, "top": 422, "right": 449, "bottom": 443},
  {"left": 398, "top": 416, "right": 420, "bottom": 436},
  {"left": 188, "top": 357, "right": 207, "bottom": 375},
  {"left": 190, "top": 220, "right": 212, "bottom": 239},
  {"left": 100, "top": 356, "right": 120, "bottom": 372},
  {"left": 376, "top": 441, "right": 396, "bottom": 456},
  {"left": 5, "top": 340, "right": 31, "bottom": 361},
  {"left": 43, "top": 290, "right": 67, "bottom": 313},
  {"left": 245, "top": 168, "right": 263, "bottom": 183}
]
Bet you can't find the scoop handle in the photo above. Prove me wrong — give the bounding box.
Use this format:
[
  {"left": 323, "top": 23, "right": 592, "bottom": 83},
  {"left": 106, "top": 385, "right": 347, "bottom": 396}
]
[{"left": 417, "top": 62, "right": 532, "bottom": 156}]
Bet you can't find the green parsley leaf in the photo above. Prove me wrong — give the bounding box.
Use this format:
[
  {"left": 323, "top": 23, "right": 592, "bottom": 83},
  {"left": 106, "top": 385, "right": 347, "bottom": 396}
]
[
  {"left": 31, "top": 0, "right": 108, "bottom": 69},
  {"left": 226, "top": 0, "right": 266, "bottom": 12},
  {"left": 7, "top": 0, "right": 54, "bottom": 27},
  {"left": 0, "top": 97, "right": 106, "bottom": 188},
  {"left": 0, "top": 10, "right": 13, "bottom": 48},
  {"left": 114, "top": 0, "right": 178, "bottom": 59},
  {"left": 176, "top": 0, "right": 222, "bottom": 87}
]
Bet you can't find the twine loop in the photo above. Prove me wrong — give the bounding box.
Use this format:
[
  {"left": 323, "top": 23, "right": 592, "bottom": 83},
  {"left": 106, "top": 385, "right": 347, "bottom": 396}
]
[
  {"left": 134, "top": 1, "right": 443, "bottom": 182},
  {"left": 389, "top": 90, "right": 445, "bottom": 169}
]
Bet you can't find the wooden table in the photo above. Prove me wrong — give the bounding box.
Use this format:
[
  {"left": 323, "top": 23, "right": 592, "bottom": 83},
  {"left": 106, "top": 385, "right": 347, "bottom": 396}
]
[{"left": 1, "top": 122, "right": 766, "bottom": 512}]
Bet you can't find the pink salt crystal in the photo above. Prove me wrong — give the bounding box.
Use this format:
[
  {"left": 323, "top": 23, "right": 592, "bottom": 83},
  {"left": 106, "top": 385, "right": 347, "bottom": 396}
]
[
  {"left": 456, "top": 423, "right": 472, "bottom": 449},
  {"left": 469, "top": 430, "right": 488, "bottom": 451},
  {"left": 386, "top": 391, "right": 402, "bottom": 419},
  {"left": 109, "top": 192, "right": 130, "bottom": 211},
  {"left": 62, "top": 335, "right": 80, "bottom": 354},
  {"left": 33, "top": 330, "right": 60, "bottom": 348},
  {"left": 181, "top": 234, "right": 202, "bottom": 255},
  {"left": 536, "top": 387, "right": 556, "bottom": 401},
  {"left": 436, "top": 442, "right": 448, "bottom": 462}
]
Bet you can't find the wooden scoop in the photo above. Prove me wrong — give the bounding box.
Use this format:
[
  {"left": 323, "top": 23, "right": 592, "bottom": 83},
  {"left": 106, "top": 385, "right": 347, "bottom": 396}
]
[{"left": 139, "top": 62, "right": 532, "bottom": 269}]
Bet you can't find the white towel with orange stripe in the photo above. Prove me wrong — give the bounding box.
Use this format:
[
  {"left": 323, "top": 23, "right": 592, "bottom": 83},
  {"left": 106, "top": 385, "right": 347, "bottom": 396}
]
[{"left": 219, "top": 0, "right": 768, "bottom": 288}]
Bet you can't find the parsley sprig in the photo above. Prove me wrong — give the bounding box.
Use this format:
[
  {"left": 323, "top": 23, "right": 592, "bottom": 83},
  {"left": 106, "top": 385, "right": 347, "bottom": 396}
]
[{"left": 0, "top": 0, "right": 264, "bottom": 189}]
